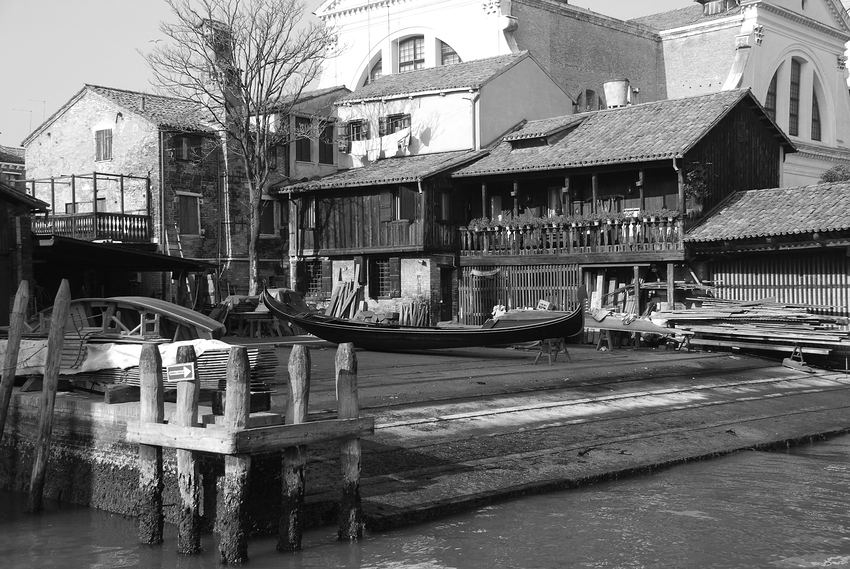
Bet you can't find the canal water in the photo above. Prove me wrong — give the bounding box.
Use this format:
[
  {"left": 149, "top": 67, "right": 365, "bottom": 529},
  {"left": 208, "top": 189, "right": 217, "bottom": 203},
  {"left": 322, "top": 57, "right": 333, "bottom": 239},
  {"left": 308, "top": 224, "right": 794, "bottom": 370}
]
[{"left": 3, "top": 435, "right": 850, "bottom": 568}]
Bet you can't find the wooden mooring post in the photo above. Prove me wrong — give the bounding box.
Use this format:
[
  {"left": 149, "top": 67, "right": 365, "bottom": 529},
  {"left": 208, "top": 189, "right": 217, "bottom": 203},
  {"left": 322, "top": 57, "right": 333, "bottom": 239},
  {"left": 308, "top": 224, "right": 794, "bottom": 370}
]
[
  {"left": 336, "top": 342, "right": 363, "bottom": 541},
  {"left": 278, "top": 344, "right": 310, "bottom": 551},
  {"left": 175, "top": 344, "right": 202, "bottom": 554},
  {"left": 126, "top": 342, "right": 374, "bottom": 559},
  {"left": 138, "top": 343, "right": 164, "bottom": 544},
  {"left": 0, "top": 280, "right": 29, "bottom": 440},
  {"left": 28, "top": 279, "right": 71, "bottom": 512}
]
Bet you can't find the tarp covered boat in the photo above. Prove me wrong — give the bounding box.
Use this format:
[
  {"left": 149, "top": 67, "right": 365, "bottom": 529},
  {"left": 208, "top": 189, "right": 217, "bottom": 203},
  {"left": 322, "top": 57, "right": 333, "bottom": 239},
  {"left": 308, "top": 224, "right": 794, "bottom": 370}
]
[{"left": 261, "top": 289, "right": 584, "bottom": 351}]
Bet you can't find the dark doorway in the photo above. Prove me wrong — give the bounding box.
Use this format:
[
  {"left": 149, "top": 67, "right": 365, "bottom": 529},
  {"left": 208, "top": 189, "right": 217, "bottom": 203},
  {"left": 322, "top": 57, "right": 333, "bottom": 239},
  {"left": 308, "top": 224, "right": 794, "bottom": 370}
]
[{"left": 439, "top": 268, "right": 453, "bottom": 322}]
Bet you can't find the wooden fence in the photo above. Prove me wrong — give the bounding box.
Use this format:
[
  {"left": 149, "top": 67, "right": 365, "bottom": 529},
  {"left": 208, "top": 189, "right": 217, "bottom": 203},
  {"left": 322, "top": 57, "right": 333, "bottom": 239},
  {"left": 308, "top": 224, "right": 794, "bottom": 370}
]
[{"left": 459, "top": 264, "right": 582, "bottom": 325}]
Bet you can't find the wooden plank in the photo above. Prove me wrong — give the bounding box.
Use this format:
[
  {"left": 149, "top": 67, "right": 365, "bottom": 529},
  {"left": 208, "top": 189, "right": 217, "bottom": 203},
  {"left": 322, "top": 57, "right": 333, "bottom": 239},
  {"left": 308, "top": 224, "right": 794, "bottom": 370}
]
[
  {"left": 29, "top": 279, "right": 71, "bottom": 512},
  {"left": 688, "top": 338, "right": 832, "bottom": 355},
  {"left": 126, "top": 418, "right": 375, "bottom": 454},
  {"left": 0, "top": 280, "right": 29, "bottom": 440},
  {"left": 104, "top": 384, "right": 141, "bottom": 404}
]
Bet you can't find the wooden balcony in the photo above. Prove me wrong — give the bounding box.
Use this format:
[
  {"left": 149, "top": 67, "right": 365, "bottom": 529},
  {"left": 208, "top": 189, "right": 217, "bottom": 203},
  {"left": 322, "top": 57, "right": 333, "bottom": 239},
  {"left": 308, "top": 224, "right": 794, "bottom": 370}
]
[
  {"left": 31, "top": 212, "right": 153, "bottom": 243},
  {"left": 459, "top": 218, "right": 684, "bottom": 259}
]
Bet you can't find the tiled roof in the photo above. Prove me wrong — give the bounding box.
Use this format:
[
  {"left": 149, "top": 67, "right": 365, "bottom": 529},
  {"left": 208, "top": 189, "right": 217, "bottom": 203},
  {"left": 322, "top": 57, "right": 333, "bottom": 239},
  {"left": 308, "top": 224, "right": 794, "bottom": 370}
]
[
  {"left": 453, "top": 89, "right": 791, "bottom": 177},
  {"left": 0, "top": 181, "right": 48, "bottom": 211},
  {"left": 87, "top": 85, "right": 215, "bottom": 132},
  {"left": 0, "top": 145, "right": 25, "bottom": 164},
  {"left": 685, "top": 183, "right": 850, "bottom": 242},
  {"left": 629, "top": 4, "right": 741, "bottom": 30},
  {"left": 269, "top": 85, "right": 351, "bottom": 112},
  {"left": 280, "top": 150, "right": 483, "bottom": 192},
  {"left": 337, "top": 52, "right": 529, "bottom": 103}
]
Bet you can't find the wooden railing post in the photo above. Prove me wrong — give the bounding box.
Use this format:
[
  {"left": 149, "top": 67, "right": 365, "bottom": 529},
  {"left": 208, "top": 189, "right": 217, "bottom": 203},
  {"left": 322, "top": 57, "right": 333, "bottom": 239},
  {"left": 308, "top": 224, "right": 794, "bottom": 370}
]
[
  {"left": 28, "top": 279, "right": 71, "bottom": 512},
  {"left": 278, "top": 344, "right": 311, "bottom": 551},
  {"left": 138, "top": 343, "right": 165, "bottom": 544},
  {"left": 335, "top": 343, "right": 362, "bottom": 541},
  {"left": 175, "top": 345, "right": 202, "bottom": 554},
  {"left": 219, "top": 346, "right": 251, "bottom": 564},
  {"left": 0, "top": 280, "right": 29, "bottom": 440}
]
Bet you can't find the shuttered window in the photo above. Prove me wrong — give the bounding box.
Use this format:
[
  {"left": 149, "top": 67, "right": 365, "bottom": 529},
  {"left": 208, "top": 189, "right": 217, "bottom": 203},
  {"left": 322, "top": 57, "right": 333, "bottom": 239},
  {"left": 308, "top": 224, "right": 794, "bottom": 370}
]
[
  {"left": 95, "top": 129, "right": 112, "bottom": 161},
  {"left": 379, "top": 190, "right": 394, "bottom": 222},
  {"left": 178, "top": 193, "right": 201, "bottom": 235},
  {"left": 399, "top": 185, "right": 416, "bottom": 221}
]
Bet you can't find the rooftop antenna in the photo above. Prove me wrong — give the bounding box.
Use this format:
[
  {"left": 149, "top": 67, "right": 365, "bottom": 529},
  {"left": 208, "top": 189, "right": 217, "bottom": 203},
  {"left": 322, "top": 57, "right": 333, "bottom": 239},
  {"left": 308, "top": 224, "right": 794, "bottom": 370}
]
[
  {"left": 29, "top": 99, "right": 46, "bottom": 123},
  {"left": 13, "top": 108, "right": 32, "bottom": 133}
]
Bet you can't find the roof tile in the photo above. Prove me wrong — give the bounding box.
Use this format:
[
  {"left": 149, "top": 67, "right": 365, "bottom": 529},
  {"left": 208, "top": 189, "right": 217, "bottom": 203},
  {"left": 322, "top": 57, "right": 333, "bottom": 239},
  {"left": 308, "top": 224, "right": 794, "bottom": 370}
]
[{"left": 87, "top": 85, "right": 215, "bottom": 132}]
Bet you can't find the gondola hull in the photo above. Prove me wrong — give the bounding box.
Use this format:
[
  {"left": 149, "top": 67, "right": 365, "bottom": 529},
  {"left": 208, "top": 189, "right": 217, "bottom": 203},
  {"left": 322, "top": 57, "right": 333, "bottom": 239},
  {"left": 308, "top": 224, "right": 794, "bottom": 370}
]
[{"left": 261, "top": 290, "right": 584, "bottom": 351}]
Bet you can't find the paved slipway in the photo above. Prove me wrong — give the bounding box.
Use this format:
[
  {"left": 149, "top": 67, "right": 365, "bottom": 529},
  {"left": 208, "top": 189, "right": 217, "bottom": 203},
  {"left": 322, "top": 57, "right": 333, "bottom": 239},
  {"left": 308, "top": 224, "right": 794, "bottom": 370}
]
[{"left": 231, "top": 337, "right": 850, "bottom": 531}]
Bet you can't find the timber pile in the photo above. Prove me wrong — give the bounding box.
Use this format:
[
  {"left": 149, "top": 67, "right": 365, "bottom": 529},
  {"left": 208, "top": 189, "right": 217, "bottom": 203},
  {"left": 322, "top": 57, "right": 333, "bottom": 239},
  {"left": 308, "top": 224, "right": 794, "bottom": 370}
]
[
  {"left": 325, "top": 267, "right": 363, "bottom": 319},
  {"left": 399, "top": 302, "right": 430, "bottom": 327},
  {"left": 661, "top": 297, "right": 850, "bottom": 362}
]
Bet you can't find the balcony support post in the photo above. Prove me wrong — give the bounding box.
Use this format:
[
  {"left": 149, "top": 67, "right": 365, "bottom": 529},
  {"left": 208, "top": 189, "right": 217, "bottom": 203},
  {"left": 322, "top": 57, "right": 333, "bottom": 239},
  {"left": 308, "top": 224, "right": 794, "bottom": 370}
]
[
  {"left": 481, "top": 183, "right": 487, "bottom": 219},
  {"left": 563, "top": 177, "right": 571, "bottom": 216},
  {"left": 638, "top": 170, "right": 645, "bottom": 210},
  {"left": 512, "top": 181, "right": 518, "bottom": 216},
  {"left": 591, "top": 174, "right": 598, "bottom": 214},
  {"left": 92, "top": 172, "right": 98, "bottom": 240}
]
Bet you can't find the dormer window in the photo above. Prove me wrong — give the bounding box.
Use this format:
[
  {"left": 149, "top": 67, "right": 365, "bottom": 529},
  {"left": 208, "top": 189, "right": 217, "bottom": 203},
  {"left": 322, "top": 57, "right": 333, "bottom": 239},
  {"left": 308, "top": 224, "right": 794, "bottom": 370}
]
[{"left": 399, "top": 36, "right": 424, "bottom": 72}]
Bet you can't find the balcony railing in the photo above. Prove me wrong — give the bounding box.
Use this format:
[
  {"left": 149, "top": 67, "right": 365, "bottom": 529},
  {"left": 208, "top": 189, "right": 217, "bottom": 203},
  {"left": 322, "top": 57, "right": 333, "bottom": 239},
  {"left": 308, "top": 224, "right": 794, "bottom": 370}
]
[
  {"left": 32, "top": 212, "right": 153, "bottom": 243},
  {"left": 459, "top": 218, "right": 683, "bottom": 257}
]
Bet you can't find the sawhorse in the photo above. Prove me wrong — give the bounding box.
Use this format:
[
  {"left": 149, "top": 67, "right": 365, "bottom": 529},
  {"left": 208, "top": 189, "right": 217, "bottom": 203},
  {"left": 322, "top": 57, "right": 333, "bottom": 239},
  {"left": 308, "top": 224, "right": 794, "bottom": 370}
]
[{"left": 534, "top": 338, "right": 571, "bottom": 365}]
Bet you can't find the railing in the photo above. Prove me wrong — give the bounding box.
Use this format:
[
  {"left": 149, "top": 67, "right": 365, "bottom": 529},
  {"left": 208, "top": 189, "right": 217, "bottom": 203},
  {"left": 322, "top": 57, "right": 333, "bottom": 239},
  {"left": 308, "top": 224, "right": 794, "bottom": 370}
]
[
  {"left": 459, "top": 218, "right": 683, "bottom": 257},
  {"left": 31, "top": 212, "right": 152, "bottom": 243}
]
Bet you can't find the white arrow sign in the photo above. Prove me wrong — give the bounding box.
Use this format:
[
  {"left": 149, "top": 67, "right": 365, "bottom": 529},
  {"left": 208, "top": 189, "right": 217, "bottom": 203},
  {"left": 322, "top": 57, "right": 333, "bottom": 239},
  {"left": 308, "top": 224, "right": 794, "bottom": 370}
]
[{"left": 166, "top": 362, "right": 196, "bottom": 383}]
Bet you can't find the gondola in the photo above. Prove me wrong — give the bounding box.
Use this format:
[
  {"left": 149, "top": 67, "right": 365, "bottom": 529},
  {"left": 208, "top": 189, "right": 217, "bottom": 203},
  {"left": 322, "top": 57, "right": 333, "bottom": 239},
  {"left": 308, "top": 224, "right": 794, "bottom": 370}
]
[{"left": 261, "top": 289, "right": 584, "bottom": 351}]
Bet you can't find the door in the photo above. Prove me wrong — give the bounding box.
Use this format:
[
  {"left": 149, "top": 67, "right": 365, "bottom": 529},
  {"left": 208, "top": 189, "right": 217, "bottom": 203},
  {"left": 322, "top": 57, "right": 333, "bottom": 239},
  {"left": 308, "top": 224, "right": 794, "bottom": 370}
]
[{"left": 440, "top": 268, "right": 454, "bottom": 322}]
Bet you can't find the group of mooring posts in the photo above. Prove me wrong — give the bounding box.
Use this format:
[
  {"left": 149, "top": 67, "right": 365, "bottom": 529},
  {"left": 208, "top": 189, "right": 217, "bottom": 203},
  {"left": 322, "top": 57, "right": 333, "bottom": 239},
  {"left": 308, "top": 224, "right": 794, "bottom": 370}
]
[
  {"left": 0, "top": 279, "right": 71, "bottom": 513},
  {"left": 0, "top": 279, "right": 374, "bottom": 564},
  {"left": 126, "top": 339, "right": 373, "bottom": 563}
]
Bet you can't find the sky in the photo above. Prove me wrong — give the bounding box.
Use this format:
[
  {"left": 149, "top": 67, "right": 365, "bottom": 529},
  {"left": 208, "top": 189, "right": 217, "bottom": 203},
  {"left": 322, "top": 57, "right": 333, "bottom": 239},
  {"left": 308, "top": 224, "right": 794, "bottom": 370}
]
[{"left": 0, "top": 0, "right": 691, "bottom": 148}]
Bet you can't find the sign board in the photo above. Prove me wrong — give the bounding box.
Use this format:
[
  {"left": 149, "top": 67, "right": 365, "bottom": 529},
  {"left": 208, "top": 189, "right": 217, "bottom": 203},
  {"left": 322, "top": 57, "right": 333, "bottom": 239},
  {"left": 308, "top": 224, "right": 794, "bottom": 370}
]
[{"left": 166, "top": 362, "right": 197, "bottom": 383}]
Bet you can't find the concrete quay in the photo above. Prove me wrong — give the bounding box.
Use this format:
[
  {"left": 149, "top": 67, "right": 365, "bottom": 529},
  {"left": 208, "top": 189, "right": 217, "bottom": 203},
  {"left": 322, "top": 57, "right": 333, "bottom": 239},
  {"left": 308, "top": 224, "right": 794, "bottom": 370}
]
[{"left": 236, "top": 337, "right": 850, "bottom": 531}]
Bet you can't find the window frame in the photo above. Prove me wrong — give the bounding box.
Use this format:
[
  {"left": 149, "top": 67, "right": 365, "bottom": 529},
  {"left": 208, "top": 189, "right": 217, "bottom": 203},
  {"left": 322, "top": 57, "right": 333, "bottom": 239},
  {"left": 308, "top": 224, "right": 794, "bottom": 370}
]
[
  {"left": 319, "top": 123, "right": 335, "bottom": 165},
  {"left": 398, "top": 36, "right": 425, "bottom": 73},
  {"left": 789, "top": 59, "right": 801, "bottom": 137},
  {"left": 294, "top": 116, "right": 312, "bottom": 162},
  {"left": 811, "top": 88, "right": 821, "bottom": 142},
  {"left": 369, "top": 256, "right": 401, "bottom": 299},
  {"left": 95, "top": 128, "right": 113, "bottom": 162},
  {"left": 379, "top": 114, "right": 411, "bottom": 137},
  {"left": 258, "top": 198, "right": 281, "bottom": 237},
  {"left": 765, "top": 72, "right": 778, "bottom": 122},
  {"left": 172, "top": 134, "right": 203, "bottom": 161},
  {"left": 440, "top": 41, "right": 461, "bottom": 66},
  {"left": 177, "top": 192, "right": 202, "bottom": 235}
]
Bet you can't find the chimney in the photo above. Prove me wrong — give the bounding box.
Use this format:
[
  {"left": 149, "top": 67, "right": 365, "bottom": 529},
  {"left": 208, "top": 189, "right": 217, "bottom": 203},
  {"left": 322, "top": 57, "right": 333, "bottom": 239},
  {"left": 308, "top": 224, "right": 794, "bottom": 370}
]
[
  {"left": 140, "top": 95, "right": 146, "bottom": 111},
  {"left": 603, "top": 79, "right": 630, "bottom": 109}
]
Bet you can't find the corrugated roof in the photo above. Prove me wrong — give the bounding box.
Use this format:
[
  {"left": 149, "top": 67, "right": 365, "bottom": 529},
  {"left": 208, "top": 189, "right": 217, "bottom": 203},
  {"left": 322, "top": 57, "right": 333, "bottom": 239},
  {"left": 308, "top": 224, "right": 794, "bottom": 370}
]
[
  {"left": 686, "top": 183, "right": 850, "bottom": 242},
  {"left": 0, "top": 145, "right": 25, "bottom": 164},
  {"left": 280, "top": 150, "right": 483, "bottom": 192},
  {"left": 87, "top": 85, "right": 215, "bottom": 132},
  {"left": 453, "top": 89, "right": 791, "bottom": 177},
  {"left": 337, "top": 52, "right": 529, "bottom": 103},
  {"left": 629, "top": 3, "right": 741, "bottom": 30}
]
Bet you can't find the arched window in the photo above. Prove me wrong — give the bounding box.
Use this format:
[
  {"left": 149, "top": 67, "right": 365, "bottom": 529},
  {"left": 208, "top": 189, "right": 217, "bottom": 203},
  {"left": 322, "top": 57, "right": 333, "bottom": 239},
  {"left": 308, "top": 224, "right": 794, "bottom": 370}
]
[
  {"left": 399, "top": 36, "right": 424, "bottom": 72},
  {"left": 441, "top": 41, "right": 461, "bottom": 66},
  {"left": 789, "top": 59, "right": 801, "bottom": 136},
  {"left": 811, "top": 88, "right": 821, "bottom": 141},
  {"left": 765, "top": 71, "right": 778, "bottom": 122},
  {"left": 369, "top": 59, "right": 383, "bottom": 83}
]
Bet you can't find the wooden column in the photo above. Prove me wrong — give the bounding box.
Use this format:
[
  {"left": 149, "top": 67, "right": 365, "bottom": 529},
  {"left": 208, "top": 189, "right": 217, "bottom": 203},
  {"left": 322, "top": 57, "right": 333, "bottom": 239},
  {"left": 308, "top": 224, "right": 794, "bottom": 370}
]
[
  {"left": 50, "top": 178, "right": 56, "bottom": 215},
  {"left": 278, "top": 344, "right": 311, "bottom": 551},
  {"left": 0, "top": 281, "right": 29, "bottom": 439},
  {"left": 563, "top": 177, "right": 571, "bottom": 216},
  {"left": 119, "top": 174, "right": 125, "bottom": 216},
  {"left": 70, "top": 175, "right": 76, "bottom": 215},
  {"left": 481, "top": 183, "right": 487, "bottom": 219},
  {"left": 667, "top": 262, "right": 676, "bottom": 312},
  {"left": 175, "top": 345, "right": 202, "bottom": 554},
  {"left": 336, "top": 343, "right": 362, "bottom": 541},
  {"left": 92, "top": 172, "right": 98, "bottom": 241},
  {"left": 512, "top": 181, "right": 518, "bottom": 215},
  {"left": 638, "top": 170, "right": 645, "bottom": 211},
  {"left": 633, "top": 266, "right": 642, "bottom": 316},
  {"left": 676, "top": 160, "right": 685, "bottom": 220},
  {"left": 28, "top": 279, "right": 71, "bottom": 512},
  {"left": 591, "top": 174, "right": 599, "bottom": 213},
  {"left": 219, "top": 346, "right": 252, "bottom": 564},
  {"left": 138, "top": 344, "right": 165, "bottom": 544}
]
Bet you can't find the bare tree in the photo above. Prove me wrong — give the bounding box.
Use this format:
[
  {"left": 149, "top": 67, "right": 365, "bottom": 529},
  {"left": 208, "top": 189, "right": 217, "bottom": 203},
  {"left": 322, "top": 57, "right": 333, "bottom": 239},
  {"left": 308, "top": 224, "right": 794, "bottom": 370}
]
[{"left": 146, "top": 0, "right": 335, "bottom": 294}]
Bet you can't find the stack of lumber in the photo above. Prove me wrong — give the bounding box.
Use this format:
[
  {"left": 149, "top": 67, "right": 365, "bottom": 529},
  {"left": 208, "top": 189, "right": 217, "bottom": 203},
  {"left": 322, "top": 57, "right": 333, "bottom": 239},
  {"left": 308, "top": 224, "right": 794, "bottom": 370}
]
[
  {"left": 661, "top": 297, "right": 850, "bottom": 361},
  {"left": 325, "top": 267, "right": 363, "bottom": 319},
  {"left": 399, "top": 302, "right": 430, "bottom": 327}
]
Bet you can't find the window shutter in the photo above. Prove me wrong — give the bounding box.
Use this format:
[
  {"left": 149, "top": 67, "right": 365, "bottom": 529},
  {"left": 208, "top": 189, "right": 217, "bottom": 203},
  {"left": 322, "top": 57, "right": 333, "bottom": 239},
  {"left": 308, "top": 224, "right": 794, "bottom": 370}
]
[
  {"left": 389, "top": 257, "right": 401, "bottom": 298},
  {"left": 321, "top": 259, "right": 334, "bottom": 294},
  {"left": 399, "top": 185, "right": 417, "bottom": 221},
  {"left": 362, "top": 121, "right": 370, "bottom": 140},
  {"left": 379, "top": 190, "right": 394, "bottom": 222},
  {"left": 337, "top": 122, "right": 350, "bottom": 152},
  {"left": 379, "top": 117, "right": 388, "bottom": 138}
]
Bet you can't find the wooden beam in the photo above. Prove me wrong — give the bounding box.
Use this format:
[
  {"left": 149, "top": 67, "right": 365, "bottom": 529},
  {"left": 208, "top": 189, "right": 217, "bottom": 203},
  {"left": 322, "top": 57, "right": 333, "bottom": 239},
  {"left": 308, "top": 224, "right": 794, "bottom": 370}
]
[
  {"left": 175, "top": 345, "right": 201, "bottom": 555},
  {"left": 125, "top": 417, "right": 375, "bottom": 454}
]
